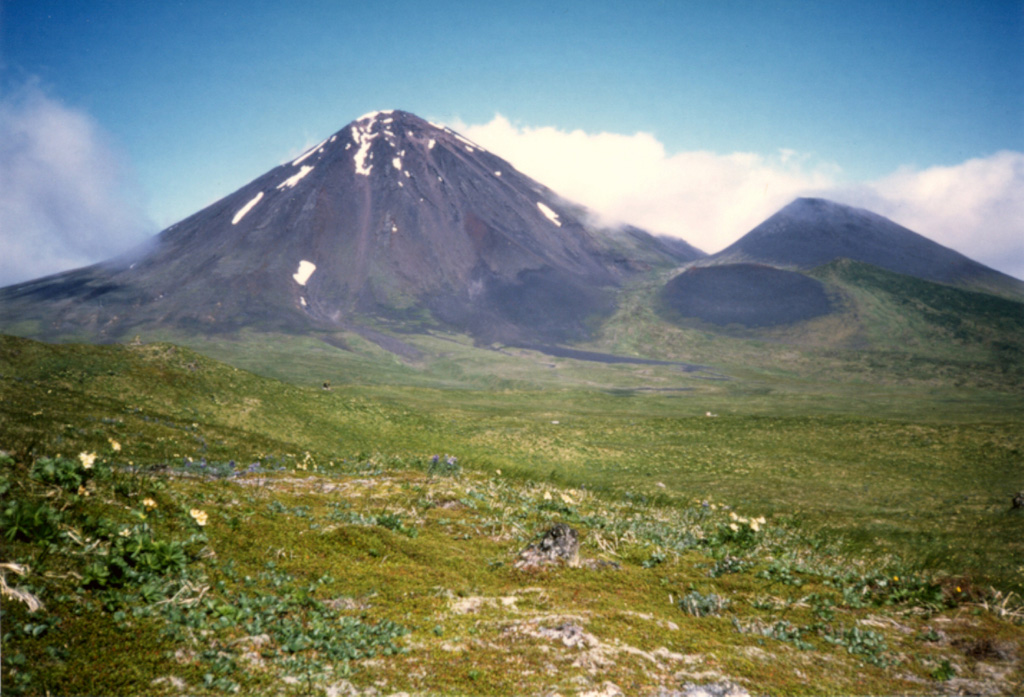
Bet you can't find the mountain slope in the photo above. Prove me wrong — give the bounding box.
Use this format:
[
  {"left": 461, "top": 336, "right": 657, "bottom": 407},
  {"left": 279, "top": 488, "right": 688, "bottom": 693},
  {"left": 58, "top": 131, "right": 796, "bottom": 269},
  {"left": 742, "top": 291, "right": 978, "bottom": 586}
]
[
  {"left": 651, "top": 197, "right": 1023, "bottom": 338},
  {"left": 813, "top": 258, "right": 1024, "bottom": 364},
  {"left": 0, "top": 110, "right": 701, "bottom": 345},
  {"left": 704, "top": 197, "right": 1023, "bottom": 298},
  {"left": 650, "top": 256, "right": 1024, "bottom": 376},
  {"left": 658, "top": 263, "right": 835, "bottom": 328}
]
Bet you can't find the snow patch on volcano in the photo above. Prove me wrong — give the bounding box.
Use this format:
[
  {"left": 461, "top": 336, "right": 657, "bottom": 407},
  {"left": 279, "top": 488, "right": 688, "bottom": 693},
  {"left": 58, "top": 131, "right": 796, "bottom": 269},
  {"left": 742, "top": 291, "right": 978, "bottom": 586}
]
[
  {"left": 292, "top": 260, "right": 316, "bottom": 286},
  {"left": 277, "top": 166, "right": 313, "bottom": 189},
  {"left": 537, "top": 202, "right": 561, "bottom": 227},
  {"left": 454, "top": 132, "right": 483, "bottom": 152},
  {"left": 351, "top": 117, "right": 382, "bottom": 177},
  {"left": 292, "top": 139, "right": 327, "bottom": 167},
  {"left": 232, "top": 191, "right": 263, "bottom": 225}
]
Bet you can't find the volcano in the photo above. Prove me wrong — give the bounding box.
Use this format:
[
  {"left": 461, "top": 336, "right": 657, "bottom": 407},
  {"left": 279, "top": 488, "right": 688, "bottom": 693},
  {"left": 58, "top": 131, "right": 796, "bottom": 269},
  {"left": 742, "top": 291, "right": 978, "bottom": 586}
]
[
  {"left": 702, "top": 198, "right": 1023, "bottom": 297},
  {"left": 0, "top": 110, "right": 702, "bottom": 344},
  {"left": 657, "top": 198, "right": 1023, "bottom": 330}
]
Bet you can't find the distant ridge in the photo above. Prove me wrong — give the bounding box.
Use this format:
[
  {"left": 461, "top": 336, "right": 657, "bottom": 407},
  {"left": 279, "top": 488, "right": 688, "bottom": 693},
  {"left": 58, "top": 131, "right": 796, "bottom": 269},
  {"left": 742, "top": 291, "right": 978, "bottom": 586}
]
[
  {"left": 703, "top": 198, "right": 1023, "bottom": 298},
  {"left": 656, "top": 197, "right": 1023, "bottom": 332}
]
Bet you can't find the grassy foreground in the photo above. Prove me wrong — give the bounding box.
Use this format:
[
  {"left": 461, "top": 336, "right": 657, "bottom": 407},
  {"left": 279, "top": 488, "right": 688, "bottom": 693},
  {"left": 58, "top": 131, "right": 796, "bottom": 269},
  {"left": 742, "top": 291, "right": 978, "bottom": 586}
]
[{"left": 1, "top": 334, "right": 1023, "bottom": 695}]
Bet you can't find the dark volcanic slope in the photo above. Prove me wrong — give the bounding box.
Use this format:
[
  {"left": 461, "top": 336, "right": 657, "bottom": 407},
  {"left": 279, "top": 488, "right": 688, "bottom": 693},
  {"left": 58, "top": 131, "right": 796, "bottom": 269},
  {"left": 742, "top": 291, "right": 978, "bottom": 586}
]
[
  {"left": 659, "top": 264, "right": 833, "bottom": 328},
  {"left": 707, "top": 198, "right": 1023, "bottom": 298},
  {"left": 0, "top": 110, "right": 701, "bottom": 344}
]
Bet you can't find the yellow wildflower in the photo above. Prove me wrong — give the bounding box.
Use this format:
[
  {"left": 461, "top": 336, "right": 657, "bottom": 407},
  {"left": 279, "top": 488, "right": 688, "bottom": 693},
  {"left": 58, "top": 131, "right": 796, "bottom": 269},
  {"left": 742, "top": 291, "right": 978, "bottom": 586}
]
[
  {"left": 142, "top": 498, "right": 158, "bottom": 511},
  {"left": 750, "top": 520, "right": 761, "bottom": 532},
  {"left": 78, "top": 452, "right": 96, "bottom": 470},
  {"left": 77, "top": 485, "right": 90, "bottom": 497},
  {"left": 119, "top": 528, "right": 132, "bottom": 538},
  {"left": 189, "top": 509, "right": 208, "bottom": 527},
  {"left": 109, "top": 439, "right": 121, "bottom": 452},
  {"left": 728, "top": 523, "right": 740, "bottom": 532}
]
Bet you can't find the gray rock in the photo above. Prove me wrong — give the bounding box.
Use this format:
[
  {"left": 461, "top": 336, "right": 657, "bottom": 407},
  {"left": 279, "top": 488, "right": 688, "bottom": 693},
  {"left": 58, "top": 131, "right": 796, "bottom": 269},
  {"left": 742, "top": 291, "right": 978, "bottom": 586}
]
[
  {"left": 658, "top": 682, "right": 751, "bottom": 697},
  {"left": 515, "top": 523, "right": 580, "bottom": 569}
]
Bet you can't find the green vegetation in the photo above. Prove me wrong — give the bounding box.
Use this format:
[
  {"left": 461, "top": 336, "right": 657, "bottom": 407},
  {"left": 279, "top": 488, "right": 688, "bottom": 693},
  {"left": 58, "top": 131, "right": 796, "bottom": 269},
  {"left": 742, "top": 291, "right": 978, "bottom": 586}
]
[{"left": 2, "top": 330, "right": 1023, "bottom": 695}]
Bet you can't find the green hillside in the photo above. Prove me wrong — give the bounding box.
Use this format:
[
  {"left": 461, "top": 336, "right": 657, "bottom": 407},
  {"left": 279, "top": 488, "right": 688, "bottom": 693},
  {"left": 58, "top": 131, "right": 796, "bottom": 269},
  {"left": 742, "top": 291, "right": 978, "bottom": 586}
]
[
  {"left": 2, "top": 334, "right": 1023, "bottom": 695},
  {"left": 814, "top": 259, "right": 1024, "bottom": 360}
]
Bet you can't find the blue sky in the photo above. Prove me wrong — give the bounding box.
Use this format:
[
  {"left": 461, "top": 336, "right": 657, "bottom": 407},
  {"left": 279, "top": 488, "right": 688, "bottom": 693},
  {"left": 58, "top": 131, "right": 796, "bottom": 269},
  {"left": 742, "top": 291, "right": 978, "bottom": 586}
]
[{"left": 2, "top": 0, "right": 1022, "bottom": 284}]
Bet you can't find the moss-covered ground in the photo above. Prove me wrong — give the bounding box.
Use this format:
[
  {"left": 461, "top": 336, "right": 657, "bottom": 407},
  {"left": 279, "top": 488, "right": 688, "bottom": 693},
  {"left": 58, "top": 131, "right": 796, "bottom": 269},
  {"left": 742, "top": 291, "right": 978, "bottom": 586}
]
[{"left": 2, "top": 334, "right": 1023, "bottom": 695}]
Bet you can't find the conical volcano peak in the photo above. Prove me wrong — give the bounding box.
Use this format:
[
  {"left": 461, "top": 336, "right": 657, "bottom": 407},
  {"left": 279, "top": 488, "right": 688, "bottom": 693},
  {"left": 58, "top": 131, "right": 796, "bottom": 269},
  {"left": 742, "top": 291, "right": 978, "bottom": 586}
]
[
  {"left": 703, "top": 197, "right": 1022, "bottom": 295},
  {"left": 0, "top": 108, "right": 699, "bottom": 344},
  {"left": 269, "top": 109, "right": 487, "bottom": 186},
  {"left": 339, "top": 109, "right": 489, "bottom": 179},
  {"left": 355, "top": 109, "right": 398, "bottom": 122},
  {"left": 771, "top": 197, "right": 889, "bottom": 228}
]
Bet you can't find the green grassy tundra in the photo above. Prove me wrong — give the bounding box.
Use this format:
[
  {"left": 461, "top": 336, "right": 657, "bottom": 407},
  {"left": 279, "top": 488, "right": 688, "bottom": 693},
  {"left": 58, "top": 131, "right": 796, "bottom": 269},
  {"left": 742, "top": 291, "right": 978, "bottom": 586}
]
[{"left": 1, "top": 323, "right": 1022, "bottom": 695}]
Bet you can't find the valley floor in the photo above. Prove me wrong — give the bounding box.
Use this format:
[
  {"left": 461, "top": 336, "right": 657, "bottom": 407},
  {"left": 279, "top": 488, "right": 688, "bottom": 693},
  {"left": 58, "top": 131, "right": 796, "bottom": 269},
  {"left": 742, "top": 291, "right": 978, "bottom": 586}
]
[{"left": 2, "top": 334, "right": 1022, "bottom": 695}]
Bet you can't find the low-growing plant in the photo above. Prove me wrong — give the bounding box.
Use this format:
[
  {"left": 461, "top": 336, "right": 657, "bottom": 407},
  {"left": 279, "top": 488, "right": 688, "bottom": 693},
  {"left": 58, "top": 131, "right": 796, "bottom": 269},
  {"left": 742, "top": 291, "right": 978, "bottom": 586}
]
[
  {"left": 764, "top": 620, "right": 815, "bottom": 651},
  {"left": 81, "top": 529, "right": 195, "bottom": 589},
  {"left": 827, "top": 570, "right": 945, "bottom": 609},
  {"left": 642, "top": 548, "right": 668, "bottom": 568},
  {"left": 709, "top": 554, "right": 750, "bottom": 577},
  {"left": 376, "top": 511, "right": 418, "bottom": 538},
  {"left": 29, "top": 455, "right": 85, "bottom": 491},
  {"left": 931, "top": 658, "right": 956, "bottom": 681},
  {"left": 823, "top": 625, "right": 895, "bottom": 667},
  {"left": 679, "top": 589, "right": 729, "bottom": 617},
  {"left": 428, "top": 454, "right": 461, "bottom": 478},
  {"left": 1, "top": 499, "right": 62, "bottom": 543},
  {"left": 757, "top": 559, "right": 807, "bottom": 588}
]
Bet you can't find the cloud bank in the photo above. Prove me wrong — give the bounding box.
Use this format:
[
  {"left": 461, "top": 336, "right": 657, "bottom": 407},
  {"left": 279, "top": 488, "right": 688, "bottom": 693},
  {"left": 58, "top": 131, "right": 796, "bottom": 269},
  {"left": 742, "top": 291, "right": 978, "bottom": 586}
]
[
  {"left": 455, "top": 115, "right": 1024, "bottom": 280},
  {"left": 0, "top": 83, "right": 155, "bottom": 287},
  {"left": 824, "top": 152, "right": 1024, "bottom": 280}
]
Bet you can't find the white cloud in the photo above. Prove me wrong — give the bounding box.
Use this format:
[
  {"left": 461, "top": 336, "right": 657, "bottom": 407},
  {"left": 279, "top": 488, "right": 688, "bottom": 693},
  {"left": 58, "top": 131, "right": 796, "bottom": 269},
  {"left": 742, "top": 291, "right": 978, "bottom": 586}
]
[
  {"left": 0, "top": 83, "right": 155, "bottom": 287},
  {"left": 820, "top": 152, "right": 1024, "bottom": 281},
  {"left": 452, "top": 114, "right": 1024, "bottom": 281},
  {"left": 452, "top": 114, "right": 838, "bottom": 254}
]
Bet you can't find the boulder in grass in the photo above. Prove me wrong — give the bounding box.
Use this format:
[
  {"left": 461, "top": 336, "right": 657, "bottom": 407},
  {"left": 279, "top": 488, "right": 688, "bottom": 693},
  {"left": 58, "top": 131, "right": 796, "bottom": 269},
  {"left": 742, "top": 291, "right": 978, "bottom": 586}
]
[{"left": 515, "top": 523, "right": 579, "bottom": 569}]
